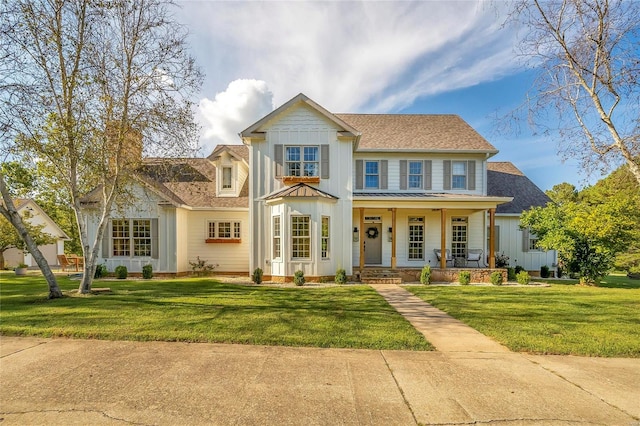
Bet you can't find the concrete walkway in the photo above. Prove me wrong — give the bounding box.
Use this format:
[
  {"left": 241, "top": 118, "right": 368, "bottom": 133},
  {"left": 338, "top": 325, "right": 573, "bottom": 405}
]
[{"left": 370, "top": 284, "right": 510, "bottom": 353}]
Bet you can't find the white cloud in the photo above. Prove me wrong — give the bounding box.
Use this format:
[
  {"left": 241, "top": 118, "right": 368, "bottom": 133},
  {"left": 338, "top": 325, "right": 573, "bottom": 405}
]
[
  {"left": 179, "top": 1, "right": 519, "bottom": 113},
  {"left": 198, "top": 79, "right": 274, "bottom": 153}
]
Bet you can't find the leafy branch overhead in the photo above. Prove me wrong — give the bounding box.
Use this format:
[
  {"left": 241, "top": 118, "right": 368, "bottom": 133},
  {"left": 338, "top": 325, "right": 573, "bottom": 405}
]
[{"left": 509, "top": 0, "right": 640, "bottom": 184}]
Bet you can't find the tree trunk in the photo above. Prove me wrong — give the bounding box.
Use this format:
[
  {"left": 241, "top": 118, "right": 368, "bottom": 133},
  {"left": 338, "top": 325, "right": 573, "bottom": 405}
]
[{"left": 0, "top": 175, "right": 63, "bottom": 298}]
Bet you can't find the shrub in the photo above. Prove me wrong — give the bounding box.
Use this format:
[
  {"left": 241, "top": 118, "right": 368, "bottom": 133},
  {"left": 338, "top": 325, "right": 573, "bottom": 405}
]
[
  {"left": 514, "top": 265, "right": 525, "bottom": 275},
  {"left": 142, "top": 264, "right": 153, "bottom": 279},
  {"left": 458, "top": 271, "right": 471, "bottom": 285},
  {"left": 540, "top": 265, "right": 550, "bottom": 278},
  {"left": 335, "top": 268, "right": 347, "bottom": 284},
  {"left": 420, "top": 265, "right": 431, "bottom": 284},
  {"left": 115, "top": 265, "right": 128, "bottom": 279},
  {"left": 490, "top": 271, "right": 503, "bottom": 286},
  {"left": 94, "top": 264, "right": 107, "bottom": 279},
  {"left": 294, "top": 270, "right": 305, "bottom": 286},
  {"left": 189, "top": 256, "right": 217, "bottom": 277},
  {"left": 516, "top": 270, "right": 531, "bottom": 285},
  {"left": 252, "top": 267, "right": 263, "bottom": 284},
  {"left": 556, "top": 267, "right": 564, "bottom": 278},
  {"left": 507, "top": 267, "right": 516, "bottom": 281}
]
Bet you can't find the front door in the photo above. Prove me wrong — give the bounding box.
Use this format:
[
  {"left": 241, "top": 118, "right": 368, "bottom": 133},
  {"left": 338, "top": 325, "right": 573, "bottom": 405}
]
[{"left": 364, "top": 224, "right": 382, "bottom": 264}]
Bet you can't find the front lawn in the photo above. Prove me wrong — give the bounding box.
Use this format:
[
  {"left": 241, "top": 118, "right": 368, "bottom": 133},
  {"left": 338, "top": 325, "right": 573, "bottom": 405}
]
[
  {"left": 0, "top": 272, "right": 432, "bottom": 350},
  {"left": 406, "top": 283, "right": 640, "bottom": 357}
]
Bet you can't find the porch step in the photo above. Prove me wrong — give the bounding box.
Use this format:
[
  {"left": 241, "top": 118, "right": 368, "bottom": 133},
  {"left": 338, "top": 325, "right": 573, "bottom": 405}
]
[{"left": 359, "top": 269, "right": 403, "bottom": 284}]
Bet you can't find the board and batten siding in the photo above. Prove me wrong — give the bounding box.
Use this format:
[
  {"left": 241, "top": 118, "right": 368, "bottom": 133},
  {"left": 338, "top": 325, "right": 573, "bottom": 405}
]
[
  {"left": 248, "top": 103, "right": 354, "bottom": 275},
  {"left": 495, "top": 216, "right": 557, "bottom": 273},
  {"left": 353, "top": 153, "right": 486, "bottom": 195}
]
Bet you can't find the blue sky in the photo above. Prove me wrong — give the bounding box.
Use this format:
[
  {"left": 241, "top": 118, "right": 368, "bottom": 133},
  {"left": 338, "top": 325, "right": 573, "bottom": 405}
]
[{"left": 176, "top": 0, "right": 597, "bottom": 191}]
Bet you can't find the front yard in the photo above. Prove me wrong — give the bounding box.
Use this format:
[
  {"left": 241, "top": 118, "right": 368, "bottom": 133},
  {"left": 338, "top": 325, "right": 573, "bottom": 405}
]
[
  {"left": 0, "top": 272, "right": 432, "bottom": 350},
  {"left": 406, "top": 282, "right": 640, "bottom": 357}
]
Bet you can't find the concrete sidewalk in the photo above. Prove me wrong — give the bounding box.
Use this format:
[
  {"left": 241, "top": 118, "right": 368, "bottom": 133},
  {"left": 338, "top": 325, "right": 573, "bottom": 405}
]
[{"left": 1, "top": 336, "right": 639, "bottom": 425}]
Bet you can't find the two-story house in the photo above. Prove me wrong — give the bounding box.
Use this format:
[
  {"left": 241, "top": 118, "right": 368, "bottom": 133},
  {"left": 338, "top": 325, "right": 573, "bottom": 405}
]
[{"left": 84, "top": 93, "right": 556, "bottom": 280}]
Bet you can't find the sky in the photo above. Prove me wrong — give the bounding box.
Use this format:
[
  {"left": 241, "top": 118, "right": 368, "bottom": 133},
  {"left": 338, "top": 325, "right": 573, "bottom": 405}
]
[{"left": 175, "top": 0, "right": 599, "bottom": 192}]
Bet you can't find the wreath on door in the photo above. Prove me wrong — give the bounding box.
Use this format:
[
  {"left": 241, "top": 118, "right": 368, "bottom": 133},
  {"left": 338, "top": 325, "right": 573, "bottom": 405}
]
[{"left": 366, "top": 227, "right": 379, "bottom": 239}]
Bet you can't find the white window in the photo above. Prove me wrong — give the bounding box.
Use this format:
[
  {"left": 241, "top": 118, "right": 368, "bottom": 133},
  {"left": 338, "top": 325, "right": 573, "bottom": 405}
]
[
  {"left": 291, "top": 216, "right": 310, "bottom": 259},
  {"left": 451, "top": 217, "right": 468, "bottom": 259},
  {"left": 365, "top": 161, "right": 379, "bottom": 189},
  {"left": 285, "top": 146, "right": 319, "bottom": 177},
  {"left": 208, "top": 221, "right": 241, "bottom": 239},
  {"left": 112, "top": 219, "right": 152, "bottom": 257},
  {"left": 408, "top": 161, "right": 423, "bottom": 189},
  {"left": 222, "top": 167, "right": 232, "bottom": 189},
  {"left": 321, "top": 216, "right": 329, "bottom": 259},
  {"left": 452, "top": 161, "right": 467, "bottom": 190},
  {"left": 408, "top": 217, "right": 424, "bottom": 260},
  {"left": 528, "top": 232, "right": 540, "bottom": 251},
  {"left": 273, "top": 216, "right": 281, "bottom": 258}
]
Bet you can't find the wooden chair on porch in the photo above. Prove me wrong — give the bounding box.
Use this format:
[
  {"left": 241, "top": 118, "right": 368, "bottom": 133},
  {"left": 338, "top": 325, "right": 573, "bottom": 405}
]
[
  {"left": 466, "top": 249, "right": 484, "bottom": 267},
  {"left": 434, "top": 249, "right": 454, "bottom": 267},
  {"left": 57, "top": 254, "right": 75, "bottom": 272}
]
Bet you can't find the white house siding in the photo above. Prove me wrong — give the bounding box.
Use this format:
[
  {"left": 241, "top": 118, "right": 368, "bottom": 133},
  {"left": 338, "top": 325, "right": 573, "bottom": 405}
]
[
  {"left": 185, "top": 209, "right": 250, "bottom": 273},
  {"left": 495, "top": 215, "right": 557, "bottom": 273},
  {"left": 175, "top": 208, "right": 189, "bottom": 273},
  {"left": 353, "top": 153, "right": 486, "bottom": 195},
  {"left": 249, "top": 103, "right": 354, "bottom": 277},
  {"left": 352, "top": 208, "right": 486, "bottom": 268}
]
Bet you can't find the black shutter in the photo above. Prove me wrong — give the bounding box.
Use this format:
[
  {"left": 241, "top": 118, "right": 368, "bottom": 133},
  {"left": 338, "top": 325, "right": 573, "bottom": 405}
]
[{"left": 151, "top": 218, "right": 159, "bottom": 259}]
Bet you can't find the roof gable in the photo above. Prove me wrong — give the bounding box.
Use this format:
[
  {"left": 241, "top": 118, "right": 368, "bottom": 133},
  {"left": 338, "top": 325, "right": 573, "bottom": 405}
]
[
  {"left": 14, "top": 199, "right": 70, "bottom": 239},
  {"left": 240, "top": 93, "right": 360, "bottom": 139},
  {"left": 487, "top": 162, "right": 550, "bottom": 214}
]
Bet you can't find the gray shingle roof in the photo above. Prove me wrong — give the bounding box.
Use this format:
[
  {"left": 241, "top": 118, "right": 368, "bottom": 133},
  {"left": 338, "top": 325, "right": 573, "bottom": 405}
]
[
  {"left": 335, "top": 114, "right": 498, "bottom": 152},
  {"left": 487, "top": 162, "right": 550, "bottom": 214},
  {"left": 207, "top": 144, "right": 249, "bottom": 163}
]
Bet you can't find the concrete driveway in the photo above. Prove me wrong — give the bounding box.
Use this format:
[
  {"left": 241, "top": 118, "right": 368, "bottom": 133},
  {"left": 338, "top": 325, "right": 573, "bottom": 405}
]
[{"left": 1, "top": 336, "right": 638, "bottom": 425}]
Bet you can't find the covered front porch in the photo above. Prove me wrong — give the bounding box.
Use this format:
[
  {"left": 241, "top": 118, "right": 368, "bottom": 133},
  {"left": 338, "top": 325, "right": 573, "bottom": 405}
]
[{"left": 352, "top": 194, "right": 511, "bottom": 275}]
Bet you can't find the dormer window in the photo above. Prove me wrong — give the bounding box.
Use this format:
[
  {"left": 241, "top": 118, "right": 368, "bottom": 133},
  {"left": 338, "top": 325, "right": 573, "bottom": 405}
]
[{"left": 222, "top": 167, "right": 232, "bottom": 189}]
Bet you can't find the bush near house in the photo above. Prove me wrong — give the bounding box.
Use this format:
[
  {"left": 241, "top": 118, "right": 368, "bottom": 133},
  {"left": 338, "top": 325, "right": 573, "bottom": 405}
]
[
  {"left": 490, "top": 271, "right": 503, "bottom": 286},
  {"left": 334, "top": 268, "right": 347, "bottom": 284},
  {"left": 516, "top": 271, "right": 531, "bottom": 285},
  {"left": 420, "top": 265, "right": 431, "bottom": 285},
  {"left": 115, "top": 265, "right": 128, "bottom": 279},
  {"left": 540, "top": 265, "right": 551, "bottom": 278},
  {"left": 252, "top": 267, "right": 263, "bottom": 284},
  {"left": 294, "top": 270, "right": 305, "bottom": 286},
  {"left": 458, "top": 271, "right": 471, "bottom": 285},
  {"left": 142, "top": 264, "right": 153, "bottom": 279}
]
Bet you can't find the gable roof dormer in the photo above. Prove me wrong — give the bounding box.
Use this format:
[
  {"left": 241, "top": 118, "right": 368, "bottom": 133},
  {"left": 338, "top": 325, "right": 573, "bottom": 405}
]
[{"left": 207, "top": 145, "right": 249, "bottom": 198}]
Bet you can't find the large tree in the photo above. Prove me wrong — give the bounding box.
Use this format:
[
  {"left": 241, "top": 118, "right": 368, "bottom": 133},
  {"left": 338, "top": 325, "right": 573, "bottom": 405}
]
[
  {"left": 1, "top": 0, "right": 202, "bottom": 293},
  {"left": 510, "top": 0, "right": 640, "bottom": 184}
]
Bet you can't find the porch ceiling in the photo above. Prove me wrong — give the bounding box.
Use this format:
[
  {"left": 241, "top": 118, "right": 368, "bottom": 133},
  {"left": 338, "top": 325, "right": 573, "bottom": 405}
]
[{"left": 353, "top": 193, "right": 512, "bottom": 210}]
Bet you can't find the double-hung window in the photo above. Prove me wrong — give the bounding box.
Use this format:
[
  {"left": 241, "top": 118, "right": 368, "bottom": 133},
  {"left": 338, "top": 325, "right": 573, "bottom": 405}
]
[
  {"left": 408, "top": 161, "right": 423, "bottom": 189},
  {"left": 273, "top": 216, "right": 281, "bottom": 258},
  {"left": 365, "top": 161, "right": 379, "bottom": 189},
  {"left": 291, "top": 216, "right": 310, "bottom": 259},
  {"left": 222, "top": 167, "right": 232, "bottom": 189},
  {"left": 452, "top": 161, "right": 467, "bottom": 190},
  {"left": 451, "top": 217, "right": 468, "bottom": 259},
  {"left": 112, "top": 219, "right": 153, "bottom": 257},
  {"left": 321, "top": 216, "right": 330, "bottom": 259},
  {"left": 408, "top": 217, "right": 425, "bottom": 260},
  {"left": 285, "top": 146, "right": 319, "bottom": 177}
]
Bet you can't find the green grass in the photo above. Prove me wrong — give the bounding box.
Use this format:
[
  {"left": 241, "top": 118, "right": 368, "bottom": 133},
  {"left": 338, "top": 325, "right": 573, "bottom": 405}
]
[
  {"left": 0, "top": 272, "right": 432, "bottom": 351},
  {"left": 406, "top": 281, "right": 640, "bottom": 357}
]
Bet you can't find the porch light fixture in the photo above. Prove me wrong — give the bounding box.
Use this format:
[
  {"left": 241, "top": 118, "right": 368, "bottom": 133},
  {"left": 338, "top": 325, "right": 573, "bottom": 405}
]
[
  {"left": 388, "top": 227, "right": 393, "bottom": 242},
  {"left": 353, "top": 227, "right": 359, "bottom": 242}
]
